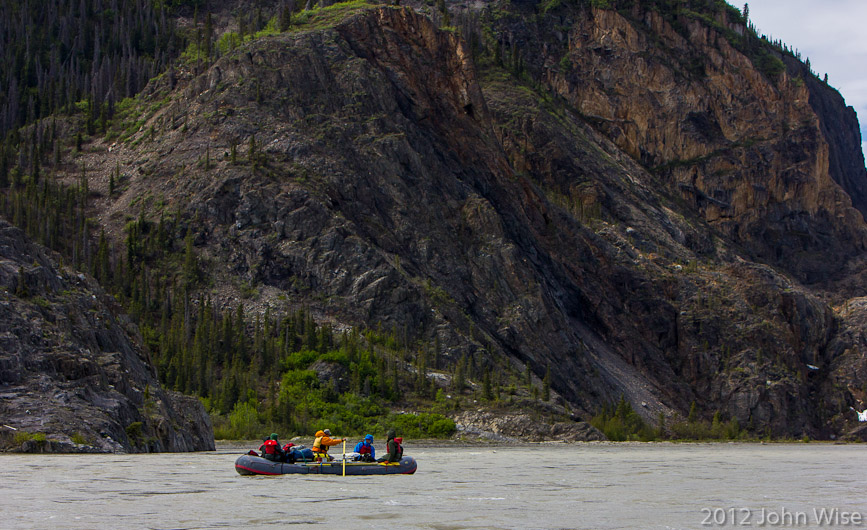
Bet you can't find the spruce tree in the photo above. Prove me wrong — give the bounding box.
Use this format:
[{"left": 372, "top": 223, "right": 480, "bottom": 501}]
[
  {"left": 305, "top": 315, "right": 318, "bottom": 351},
  {"left": 279, "top": 3, "right": 292, "bottom": 31},
  {"left": 248, "top": 135, "right": 256, "bottom": 166},
  {"left": 483, "top": 369, "right": 493, "bottom": 401},
  {"left": 94, "top": 229, "right": 109, "bottom": 284},
  {"left": 235, "top": 303, "right": 247, "bottom": 365},
  {"left": 453, "top": 355, "right": 466, "bottom": 391},
  {"left": 15, "top": 266, "right": 28, "bottom": 297},
  {"left": 0, "top": 144, "right": 8, "bottom": 189},
  {"left": 183, "top": 227, "right": 198, "bottom": 287},
  {"left": 205, "top": 12, "right": 214, "bottom": 60}
]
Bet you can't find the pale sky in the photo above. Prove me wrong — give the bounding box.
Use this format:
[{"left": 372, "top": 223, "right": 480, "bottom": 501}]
[{"left": 744, "top": 0, "right": 867, "bottom": 164}]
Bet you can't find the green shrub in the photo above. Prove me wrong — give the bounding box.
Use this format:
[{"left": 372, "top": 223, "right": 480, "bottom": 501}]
[
  {"left": 228, "top": 401, "right": 261, "bottom": 439},
  {"left": 125, "top": 422, "right": 144, "bottom": 441},
  {"left": 387, "top": 412, "right": 456, "bottom": 438},
  {"left": 540, "top": 0, "right": 564, "bottom": 14},
  {"left": 591, "top": 396, "right": 656, "bottom": 441},
  {"left": 320, "top": 349, "right": 350, "bottom": 366},
  {"left": 752, "top": 49, "right": 785, "bottom": 79},
  {"left": 253, "top": 15, "right": 282, "bottom": 38},
  {"left": 13, "top": 431, "right": 34, "bottom": 445},
  {"left": 290, "top": 0, "right": 376, "bottom": 31},
  {"left": 668, "top": 414, "right": 741, "bottom": 440},
  {"left": 282, "top": 350, "right": 319, "bottom": 371}
]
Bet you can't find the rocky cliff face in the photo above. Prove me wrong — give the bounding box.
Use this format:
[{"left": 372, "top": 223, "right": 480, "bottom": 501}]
[
  {"left": 789, "top": 55, "right": 867, "bottom": 221},
  {"left": 56, "top": 3, "right": 867, "bottom": 439},
  {"left": 0, "top": 221, "right": 214, "bottom": 453},
  {"left": 473, "top": 0, "right": 867, "bottom": 436},
  {"left": 509, "top": 4, "right": 867, "bottom": 285}
]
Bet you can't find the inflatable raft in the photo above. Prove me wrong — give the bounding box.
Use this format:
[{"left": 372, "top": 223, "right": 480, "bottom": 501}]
[{"left": 234, "top": 454, "right": 418, "bottom": 475}]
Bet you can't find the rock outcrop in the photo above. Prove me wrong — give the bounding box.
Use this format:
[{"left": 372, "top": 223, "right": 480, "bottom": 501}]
[
  {"left": 454, "top": 411, "right": 606, "bottom": 442},
  {"left": 0, "top": 222, "right": 214, "bottom": 453}
]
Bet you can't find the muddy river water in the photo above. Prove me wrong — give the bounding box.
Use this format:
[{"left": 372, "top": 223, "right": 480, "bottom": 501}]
[{"left": 1, "top": 442, "right": 865, "bottom": 529}]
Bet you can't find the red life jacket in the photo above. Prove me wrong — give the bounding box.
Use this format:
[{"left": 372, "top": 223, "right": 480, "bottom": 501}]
[
  {"left": 263, "top": 439, "right": 279, "bottom": 455},
  {"left": 357, "top": 442, "right": 372, "bottom": 455}
]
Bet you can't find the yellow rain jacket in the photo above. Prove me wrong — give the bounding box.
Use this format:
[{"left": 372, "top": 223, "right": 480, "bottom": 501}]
[{"left": 311, "top": 430, "right": 344, "bottom": 454}]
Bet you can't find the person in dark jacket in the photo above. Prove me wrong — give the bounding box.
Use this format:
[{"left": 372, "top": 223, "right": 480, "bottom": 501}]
[
  {"left": 259, "top": 433, "right": 286, "bottom": 462},
  {"left": 377, "top": 430, "right": 403, "bottom": 463}
]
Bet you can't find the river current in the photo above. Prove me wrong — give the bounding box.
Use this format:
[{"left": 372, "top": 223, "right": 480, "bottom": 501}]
[{"left": 1, "top": 442, "right": 865, "bottom": 529}]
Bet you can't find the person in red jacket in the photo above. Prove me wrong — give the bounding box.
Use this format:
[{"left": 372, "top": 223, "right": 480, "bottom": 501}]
[{"left": 259, "top": 433, "right": 286, "bottom": 462}]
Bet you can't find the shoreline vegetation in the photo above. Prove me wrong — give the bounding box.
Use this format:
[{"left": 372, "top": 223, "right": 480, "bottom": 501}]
[
  {"left": 590, "top": 397, "right": 746, "bottom": 442},
  {"left": 216, "top": 438, "right": 856, "bottom": 452},
  {"left": 216, "top": 395, "right": 858, "bottom": 449}
]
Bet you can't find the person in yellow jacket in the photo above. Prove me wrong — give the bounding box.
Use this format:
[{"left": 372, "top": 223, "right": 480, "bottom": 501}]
[{"left": 311, "top": 429, "right": 346, "bottom": 461}]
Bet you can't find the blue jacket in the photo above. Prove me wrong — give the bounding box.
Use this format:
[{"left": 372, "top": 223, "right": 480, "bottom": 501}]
[{"left": 354, "top": 441, "right": 375, "bottom": 458}]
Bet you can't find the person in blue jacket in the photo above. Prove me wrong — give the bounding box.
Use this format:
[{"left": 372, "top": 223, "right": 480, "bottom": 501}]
[{"left": 353, "top": 434, "right": 376, "bottom": 462}]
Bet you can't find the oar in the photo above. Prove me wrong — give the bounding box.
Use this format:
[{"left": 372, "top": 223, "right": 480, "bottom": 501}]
[{"left": 342, "top": 440, "right": 346, "bottom": 477}]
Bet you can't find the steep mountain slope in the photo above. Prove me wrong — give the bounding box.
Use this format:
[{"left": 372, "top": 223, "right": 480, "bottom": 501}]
[
  {"left": 35, "top": 1, "right": 867, "bottom": 439},
  {"left": 0, "top": 221, "right": 214, "bottom": 452},
  {"left": 508, "top": 2, "right": 867, "bottom": 284}
]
